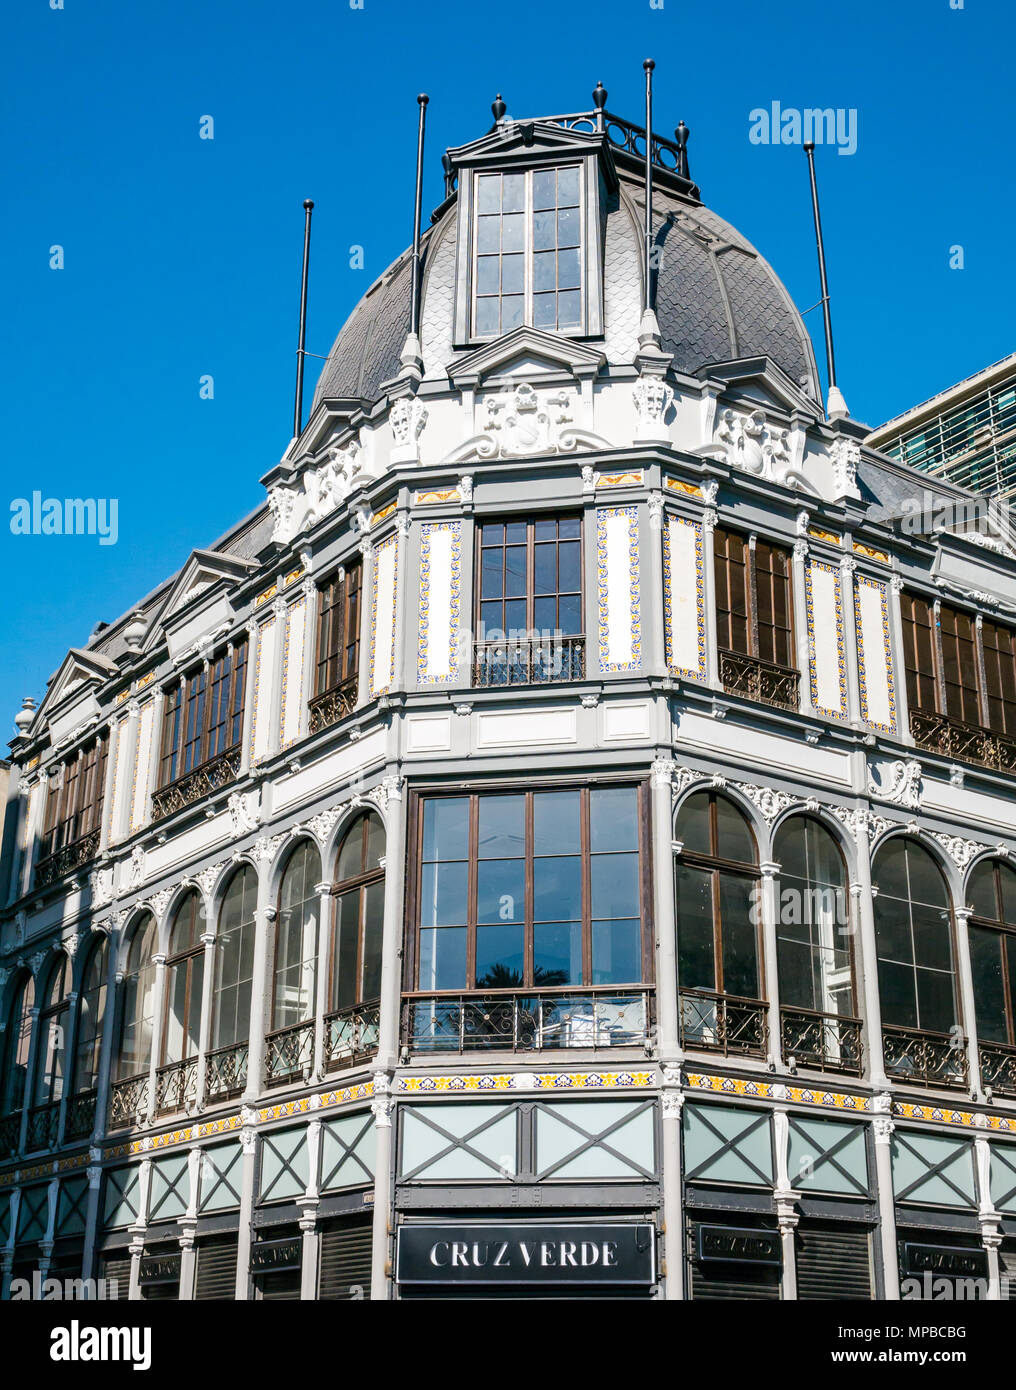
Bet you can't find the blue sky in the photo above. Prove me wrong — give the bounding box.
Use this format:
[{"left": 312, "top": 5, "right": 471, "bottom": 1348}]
[{"left": 2, "top": 0, "right": 1013, "bottom": 738}]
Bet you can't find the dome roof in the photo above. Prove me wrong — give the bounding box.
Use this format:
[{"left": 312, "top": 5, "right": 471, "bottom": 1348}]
[{"left": 311, "top": 164, "right": 821, "bottom": 411}]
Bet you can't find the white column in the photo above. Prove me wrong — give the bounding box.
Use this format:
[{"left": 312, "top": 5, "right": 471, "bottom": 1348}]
[
  {"left": 356, "top": 539, "right": 374, "bottom": 709},
  {"left": 312, "top": 883, "right": 332, "bottom": 1081},
  {"left": 839, "top": 557, "right": 862, "bottom": 726},
  {"left": 887, "top": 574, "right": 912, "bottom": 742},
  {"left": 145, "top": 955, "right": 167, "bottom": 1123},
  {"left": 792, "top": 539, "right": 815, "bottom": 717},
  {"left": 21, "top": 773, "right": 48, "bottom": 897},
  {"left": 701, "top": 504, "right": 720, "bottom": 690},
  {"left": 773, "top": 1107, "right": 798, "bottom": 1299},
  {"left": 244, "top": 883, "right": 276, "bottom": 1102},
  {"left": 872, "top": 1106, "right": 900, "bottom": 1299},
  {"left": 238, "top": 621, "right": 258, "bottom": 778},
  {"left": 650, "top": 761, "right": 681, "bottom": 1063},
  {"left": 177, "top": 1147, "right": 203, "bottom": 1299},
  {"left": 234, "top": 1123, "right": 258, "bottom": 1300},
  {"left": 369, "top": 1077, "right": 394, "bottom": 1301},
  {"left": 298, "top": 579, "right": 319, "bottom": 742},
  {"left": 660, "top": 1082, "right": 684, "bottom": 1299},
  {"left": 127, "top": 1158, "right": 153, "bottom": 1300},
  {"left": 759, "top": 862, "right": 782, "bottom": 1069},
  {"left": 299, "top": 1119, "right": 323, "bottom": 1299},
  {"left": 954, "top": 907, "right": 982, "bottom": 1098},
  {"left": 850, "top": 828, "right": 889, "bottom": 1089},
  {"left": 194, "top": 928, "right": 217, "bottom": 1110}
]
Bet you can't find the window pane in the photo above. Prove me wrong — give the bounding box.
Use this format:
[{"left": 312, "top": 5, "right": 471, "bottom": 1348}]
[
  {"left": 534, "top": 543, "right": 557, "bottom": 593},
  {"left": 533, "top": 856, "right": 582, "bottom": 922},
  {"left": 878, "top": 959, "right": 917, "bottom": 1028},
  {"left": 533, "top": 293, "right": 556, "bottom": 328},
  {"left": 1002, "top": 863, "right": 1016, "bottom": 923},
  {"left": 420, "top": 862, "right": 468, "bottom": 927},
  {"left": 502, "top": 173, "right": 524, "bottom": 212},
  {"left": 590, "top": 852, "right": 639, "bottom": 918},
  {"left": 557, "top": 290, "right": 581, "bottom": 328},
  {"left": 476, "top": 255, "right": 500, "bottom": 294},
  {"left": 557, "top": 206, "right": 580, "bottom": 245},
  {"left": 558, "top": 166, "right": 580, "bottom": 205},
  {"left": 558, "top": 248, "right": 581, "bottom": 290},
  {"left": 590, "top": 786, "right": 637, "bottom": 852},
  {"left": 592, "top": 919, "right": 640, "bottom": 985},
  {"left": 533, "top": 790, "right": 580, "bottom": 855},
  {"left": 475, "top": 925, "right": 525, "bottom": 986},
  {"left": 912, "top": 904, "right": 953, "bottom": 972},
  {"left": 502, "top": 213, "right": 525, "bottom": 253},
  {"left": 534, "top": 250, "right": 556, "bottom": 293},
  {"left": 675, "top": 793, "right": 711, "bottom": 856},
  {"left": 477, "top": 795, "right": 525, "bottom": 858},
  {"left": 502, "top": 296, "right": 524, "bottom": 330},
  {"left": 558, "top": 593, "right": 582, "bottom": 634},
  {"left": 505, "top": 546, "right": 527, "bottom": 597},
  {"left": 481, "top": 548, "right": 503, "bottom": 599},
  {"left": 969, "top": 927, "right": 1008, "bottom": 1043},
  {"left": 477, "top": 175, "right": 500, "bottom": 214},
  {"left": 676, "top": 864, "right": 715, "bottom": 992},
  {"left": 476, "top": 859, "right": 525, "bottom": 925},
  {"left": 361, "top": 882, "right": 384, "bottom": 1002},
  {"left": 422, "top": 798, "right": 469, "bottom": 862},
  {"left": 719, "top": 874, "right": 759, "bottom": 998},
  {"left": 533, "top": 169, "right": 556, "bottom": 210},
  {"left": 875, "top": 894, "right": 913, "bottom": 963},
  {"left": 476, "top": 296, "right": 499, "bottom": 336},
  {"left": 533, "top": 210, "right": 555, "bottom": 251},
  {"left": 419, "top": 928, "right": 467, "bottom": 991},
  {"left": 534, "top": 922, "right": 582, "bottom": 986},
  {"left": 916, "top": 968, "right": 956, "bottom": 1035},
  {"left": 501, "top": 255, "right": 524, "bottom": 295},
  {"left": 716, "top": 798, "right": 754, "bottom": 864},
  {"left": 332, "top": 891, "right": 360, "bottom": 1012}
]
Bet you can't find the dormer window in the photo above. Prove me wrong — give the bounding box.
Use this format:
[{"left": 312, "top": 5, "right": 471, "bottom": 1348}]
[{"left": 472, "top": 165, "right": 584, "bottom": 337}]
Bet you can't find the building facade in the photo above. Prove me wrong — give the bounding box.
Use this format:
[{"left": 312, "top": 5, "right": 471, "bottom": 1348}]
[{"left": 2, "top": 96, "right": 1016, "bottom": 1302}]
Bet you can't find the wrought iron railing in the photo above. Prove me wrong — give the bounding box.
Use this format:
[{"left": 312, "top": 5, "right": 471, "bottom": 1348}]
[
  {"left": 324, "top": 1002, "right": 380, "bottom": 1070},
  {"left": 151, "top": 748, "right": 241, "bottom": 822},
  {"left": 719, "top": 650, "right": 800, "bottom": 713},
  {"left": 64, "top": 1088, "right": 97, "bottom": 1141},
  {"left": 0, "top": 1111, "right": 21, "bottom": 1159},
  {"left": 109, "top": 1072, "right": 151, "bottom": 1129},
  {"left": 472, "top": 635, "right": 585, "bottom": 689},
  {"left": 308, "top": 676, "right": 358, "bottom": 735},
  {"left": 26, "top": 1101, "right": 60, "bottom": 1153},
  {"left": 35, "top": 829, "right": 101, "bottom": 889},
  {"left": 204, "top": 1041, "right": 249, "bottom": 1103},
  {"left": 910, "top": 709, "right": 1016, "bottom": 774},
  {"left": 264, "top": 1020, "right": 315, "bottom": 1087},
  {"left": 154, "top": 1057, "right": 199, "bottom": 1116},
  {"left": 679, "top": 988, "right": 770, "bottom": 1059},
  {"left": 978, "top": 1040, "right": 1016, "bottom": 1098},
  {"left": 402, "top": 989, "right": 652, "bottom": 1055},
  {"left": 780, "top": 1006, "right": 863, "bottom": 1075},
  {"left": 882, "top": 1024, "right": 969, "bottom": 1090}
]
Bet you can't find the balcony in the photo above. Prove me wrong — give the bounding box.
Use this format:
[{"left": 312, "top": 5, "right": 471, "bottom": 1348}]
[
  {"left": 910, "top": 709, "right": 1016, "bottom": 774},
  {"left": 324, "top": 1002, "right": 380, "bottom": 1071},
  {"left": 308, "top": 675, "right": 358, "bottom": 735},
  {"left": 472, "top": 635, "right": 585, "bottom": 689},
  {"left": 204, "top": 1041, "right": 249, "bottom": 1104},
  {"left": 402, "top": 988, "right": 652, "bottom": 1055},
  {"left": 718, "top": 649, "right": 800, "bottom": 713},
  {"left": 64, "top": 1088, "right": 97, "bottom": 1142},
  {"left": 151, "top": 748, "right": 241, "bottom": 822},
  {"left": 780, "top": 1006, "right": 863, "bottom": 1076},
  {"left": 154, "top": 1057, "right": 198, "bottom": 1116},
  {"left": 264, "top": 1020, "right": 314, "bottom": 1088},
  {"left": 978, "top": 1040, "right": 1016, "bottom": 1098},
  {"left": 109, "top": 1072, "right": 151, "bottom": 1129},
  {"left": 26, "top": 1100, "right": 60, "bottom": 1153},
  {"left": 679, "top": 988, "right": 769, "bottom": 1060},
  {"left": 35, "top": 829, "right": 101, "bottom": 889},
  {"left": 0, "top": 1111, "right": 20, "bottom": 1159},
  {"left": 882, "top": 1024, "right": 969, "bottom": 1090}
]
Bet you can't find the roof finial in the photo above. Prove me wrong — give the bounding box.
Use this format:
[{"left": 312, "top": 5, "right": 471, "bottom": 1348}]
[
  {"left": 592, "top": 80, "right": 607, "bottom": 129},
  {"left": 491, "top": 93, "right": 506, "bottom": 124},
  {"left": 675, "top": 121, "right": 691, "bottom": 181}
]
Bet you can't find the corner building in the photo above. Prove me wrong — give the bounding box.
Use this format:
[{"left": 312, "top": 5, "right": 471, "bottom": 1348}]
[{"left": 2, "top": 95, "right": 1016, "bottom": 1302}]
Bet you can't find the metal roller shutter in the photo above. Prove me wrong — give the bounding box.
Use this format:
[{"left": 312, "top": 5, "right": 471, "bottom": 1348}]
[
  {"left": 99, "top": 1254, "right": 132, "bottom": 1299},
  {"left": 318, "top": 1217, "right": 372, "bottom": 1299},
  {"left": 256, "top": 1270, "right": 302, "bottom": 1300},
  {"left": 195, "top": 1234, "right": 238, "bottom": 1301},
  {"left": 687, "top": 1219, "right": 781, "bottom": 1300},
  {"left": 796, "top": 1221, "right": 873, "bottom": 1300},
  {"left": 998, "top": 1247, "right": 1016, "bottom": 1299}
]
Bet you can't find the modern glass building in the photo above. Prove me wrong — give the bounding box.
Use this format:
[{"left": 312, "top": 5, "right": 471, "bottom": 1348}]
[{"left": 2, "top": 91, "right": 1016, "bottom": 1302}]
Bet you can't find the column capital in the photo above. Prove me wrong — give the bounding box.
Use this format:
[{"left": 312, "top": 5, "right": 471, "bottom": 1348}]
[
  {"left": 650, "top": 758, "right": 676, "bottom": 789},
  {"left": 759, "top": 861, "right": 780, "bottom": 879},
  {"left": 872, "top": 1116, "right": 895, "bottom": 1144}
]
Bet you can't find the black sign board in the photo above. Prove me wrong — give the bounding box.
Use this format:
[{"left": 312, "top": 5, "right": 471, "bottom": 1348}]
[
  {"left": 250, "top": 1237, "right": 302, "bottom": 1273},
  {"left": 697, "top": 1224, "right": 782, "bottom": 1266},
  {"left": 901, "top": 1242, "right": 989, "bottom": 1279},
  {"left": 396, "top": 1223, "right": 655, "bottom": 1286},
  {"left": 138, "top": 1253, "right": 181, "bottom": 1286}
]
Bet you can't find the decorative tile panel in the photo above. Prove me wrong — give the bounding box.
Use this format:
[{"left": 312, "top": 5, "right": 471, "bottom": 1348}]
[
  {"left": 854, "top": 574, "right": 898, "bottom": 733},
  {"left": 417, "top": 521, "right": 462, "bottom": 686},
  {"left": 129, "top": 699, "right": 155, "bottom": 833},
  {"left": 279, "top": 596, "right": 307, "bottom": 749},
  {"left": 596, "top": 504, "right": 641, "bottom": 673},
  {"left": 662, "top": 515, "right": 705, "bottom": 679},
  {"left": 369, "top": 533, "right": 399, "bottom": 697},
  {"left": 804, "top": 560, "right": 847, "bottom": 718},
  {"left": 249, "top": 615, "right": 278, "bottom": 766}
]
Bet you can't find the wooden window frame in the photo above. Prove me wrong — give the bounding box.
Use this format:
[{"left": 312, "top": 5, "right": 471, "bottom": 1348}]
[
  {"left": 327, "top": 814, "right": 385, "bottom": 1013},
  {"left": 41, "top": 733, "right": 109, "bottom": 861},
  {"left": 475, "top": 514, "right": 584, "bottom": 642},
  {"left": 158, "top": 638, "right": 248, "bottom": 789},
  {"left": 902, "top": 595, "right": 1016, "bottom": 736},
  {"left": 969, "top": 860, "right": 1016, "bottom": 1047},
  {"left": 713, "top": 527, "right": 794, "bottom": 669},
  {"left": 159, "top": 892, "right": 205, "bottom": 1067},
  {"left": 315, "top": 561, "right": 362, "bottom": 699}
]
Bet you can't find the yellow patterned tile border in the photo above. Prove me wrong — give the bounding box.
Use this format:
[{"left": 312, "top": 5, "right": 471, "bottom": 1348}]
[
  {"left": 599, "top": 470, "right": 644, "bottom": 488},
  {"left": 371, "top": 502, "right": 397, "bottom": 527},
  {"left": 853, "top": 541, "right": 890, "bottom": 563},
  {"left": 894, "top": 1101, "right": 1016, "bottom": 1133},
  {"left": 686, "top": 1072, "right": 870, "bottom": 1112},
  {"left": 283, "top": 567, "right": 304, "bottom": 586},
  {"left": 414, "top": 488, "right": 460, "bottom": 506},
  {"left": 664, "top": 477, "right": 703, "bottom": 498},
  {"left": 255, "top": 582, "right": 278, "bottom": 607},
  {"left": 397, "top": 1071, "right": 653, "bottom": 1094},
  {"left": 807, "top": 526, "right": 841, "bottom": 545},
  {"left": 114, "top": 688, "right": 131, "bottom": 704}
]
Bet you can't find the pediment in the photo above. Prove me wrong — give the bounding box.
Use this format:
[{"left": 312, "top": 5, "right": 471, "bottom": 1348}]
[
  {"left": 143, "top": 549, "right": 255, "bottom": 650},
  {"left": 449, "top": 326, "right": 606, "bottom": 388},
  {"left": 447, "top": 119, "right": 607, "bottom": 167},
  {"left": 40, "top": 647, "right": 119, "bottom": 719},
  {"left": 699, "top": 356, "right": 821, "bottom": 418}
]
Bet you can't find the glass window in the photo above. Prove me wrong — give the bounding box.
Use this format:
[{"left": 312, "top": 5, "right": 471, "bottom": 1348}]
[
  {"left": 774, "top": 818, "right": 853, "bottom": 1018},
  {"left": 33, "top": 953, "right": 70, "bottom": 1106},
  {"left": 473, "top": 165, "right": 584, "bottom": 336},
  {"left": 213, "top": 867, "right": 257, "bottom": 1050},
  {"left": 872, "top": 839, "right": 955, "bottom": 1035},
  {"left": 675, "top": 792, "right": 761, "bottom": 999},
  {"left": 968, "top": 859, "right": 1016, "bottom": 1046},
  {"left": 73, "top": 939, "right": 108, "bottom": 1093},
  {"left": 1, "top": 974, "right": 36, "bottom": 1116},
  {"left": 119, "top": 913, "right": 158, "bottom": 1081},
  {"left": 273, "top": 842, "right": 322, "bottom": 1029},
  {"left": 40, "top": 733, "right": 109, "bottom": 863},
  {"left": 713, "top": 529, "right": 793, "bottom": 668},
  {"left": 162, "top": 891, "right": 206, "bottom": 1065},
  {"left": 158, "top": 639, "right": 248, "bottom": 787},
  {"left": 414, "top": 785, "right": 647, "bottom": 992},
  {"left": 315, "top": 562, "right": 362, "bottom": 697},
  {"left": 329, "top": 812, "right": 386, "bottom": 1012}
]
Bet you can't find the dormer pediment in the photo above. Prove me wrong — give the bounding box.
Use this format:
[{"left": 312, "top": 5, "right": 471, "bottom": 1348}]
[
  {"left": 446, "top": 119, "right": 615, "bottom": 182},
  {"left": 143, "top": 549, "right": 255, "bottom": 656},
  {"left": 700, "top": 356, "right": 821, "bottom": 420},
  {"left": 449, "top": 326, "right": 606, "bottom": 388},
  {"left": 33, "top": 647, "right": 119, "bottom": 744}
]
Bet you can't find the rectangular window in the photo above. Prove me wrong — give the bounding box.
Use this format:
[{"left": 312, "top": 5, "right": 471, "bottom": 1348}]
[
  {"left": 938, "top": 604, "right": 980, "bottom": 726},
  {"left": 901, "top": 598, "right": 1016, "bottom": 736},
  {"left": 898, "top": 593, "right": 938, "bottom": 715},
  {"left": 41, "top": 733, "right": 109, "bottom": 861},
  {"left": 981, "top": 620, "right": 1016, "bottom": 735},
  {"left": 158, "top": 638, "right": 248, "bottom": 788},
  {"left": 315, "top": 562, "right": 362, "bottom": 697},
  {"left": 412, "top": 784, "right": 649, "bottom": 992},
  {"left": 714, "top": 528, "right": 794, "bottom": 667},
  {"left": 473, "top": 165, "right": 583, "bottom": 337}
]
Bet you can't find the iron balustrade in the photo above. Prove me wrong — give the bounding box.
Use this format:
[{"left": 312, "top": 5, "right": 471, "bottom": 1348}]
[
  {"left": 264, "top": 1020, "right": 315, "bottom": 1088},
  {"left": 154, "top": 1058, "right": 199, "bottom": 1116},
  {"left": 402, "top": 988, "right": 652, "bottom": 1055},
  {"left": 780, "top": 1006, "right": 863, "bottom": 1076},
  {"left": 472, "top": 635, "right": 585, "bottom": 689},
  {"left": 910, "top": 709, "right": 1016, "bottom": 775},
  {"left": 308, "top": 676, "right": 358, "bottom": 735},
  {"left": 679, "top": 988, "right": 770, "bottom": 1059},
  {"left": 25, "top": 1101, "right": 60, "bottom": 1153},
  {"left": 0, "top": 1112, "right": 20, "bottom": 1159},
  {"left": 204, "top": 1041, "right": 249, "bottom": 1103},
  {"left": 979, "top": 1040, "right": 1016, "bottom": 1098},
  {"left": 64, "top": 1089, "right": 97, "bottom": 1142},
  {"left": 35, "top": 829, "right": 101, "bottom": 889},
  {"left": 151, "top": 748, "right": 241, "bottom": 822},
  {"left": 718, "top": 649, "right": 800, "bottom": 712},
  {"left": 882, "top": 1024, "right": 969, "bottom": 1090},
  {"left": 109, "top": 1073, "right": 151, "bottom": 1129},
  {"left": 324, "top": 1002, "right": 381, "bottom": 1071}
]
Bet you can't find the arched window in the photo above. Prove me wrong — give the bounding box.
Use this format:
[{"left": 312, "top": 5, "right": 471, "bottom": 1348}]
[
  {"left": 330, "top": 813, "right": 385, "bottom": 1014},
  {"left": 273, "top": 842, "right": 322, "bottom": 1031},
  {"left": 33, "top": 953, "right": 70, "bottom": 1108},
  {"left": 968, "top": 859, "right": 1016, "bottom": 1062},
  {"left": 212, "top": 866, "right": 257, "bottom": 1051},
  {"left": 873, "top": 838, "right": 960, "bottom": 1086},
  {"left": 73, "top": 938, "right": 108, "bottom": 1094},
  {"left": 118, "top": 913, "right": 157, "bottom": 1080},
  {"left": 774, "top": 816, "right": 858, "bottom": 1072},
  {"left": 1, "top": 973, "right": 35, "bottom": 1119},
  {"left": 161, "top": 890, "right": 206, "bottom": 1066},
  {"left": 675, "top": 792, "right": 764, "bottom": 1055}
]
